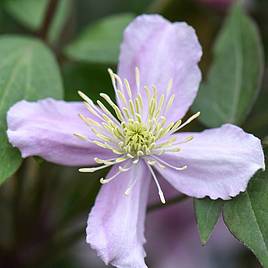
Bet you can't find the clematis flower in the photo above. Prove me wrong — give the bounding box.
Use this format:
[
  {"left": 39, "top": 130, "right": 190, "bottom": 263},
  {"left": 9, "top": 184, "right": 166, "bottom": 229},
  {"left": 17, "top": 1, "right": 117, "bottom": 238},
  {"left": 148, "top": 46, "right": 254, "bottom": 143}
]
[{"left": 7, "top": 15, "right": 264, "bottom": 268}]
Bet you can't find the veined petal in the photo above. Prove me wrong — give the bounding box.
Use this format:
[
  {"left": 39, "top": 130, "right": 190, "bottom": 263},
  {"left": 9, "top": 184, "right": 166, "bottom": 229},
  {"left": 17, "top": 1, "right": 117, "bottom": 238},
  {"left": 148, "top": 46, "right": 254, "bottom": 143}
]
[
  {"left": 155, "top": 124, "right": 265, "bottom": 200},
  {"left": 7, "top": 99, "right": 115, "bottom": 166},
  {"left": 118, "top": 14, "right": 202, "bottom": 121},
  {"left": 86, "top": 160, "right": 151, "bottom": 268}
]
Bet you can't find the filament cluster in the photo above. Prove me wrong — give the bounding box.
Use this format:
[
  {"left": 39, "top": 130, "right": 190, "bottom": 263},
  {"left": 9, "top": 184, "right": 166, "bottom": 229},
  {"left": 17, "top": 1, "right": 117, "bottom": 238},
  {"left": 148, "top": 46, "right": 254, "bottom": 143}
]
[{"left": 74, "top": 67, "right": 200, "bottom": 203}]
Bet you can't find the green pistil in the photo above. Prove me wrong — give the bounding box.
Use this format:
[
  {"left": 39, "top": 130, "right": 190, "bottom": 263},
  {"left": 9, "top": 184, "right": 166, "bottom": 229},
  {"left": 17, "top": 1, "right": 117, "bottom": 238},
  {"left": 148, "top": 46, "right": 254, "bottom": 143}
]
[{"left": 122, "top": 120, "right": 155, "bottom": 156}]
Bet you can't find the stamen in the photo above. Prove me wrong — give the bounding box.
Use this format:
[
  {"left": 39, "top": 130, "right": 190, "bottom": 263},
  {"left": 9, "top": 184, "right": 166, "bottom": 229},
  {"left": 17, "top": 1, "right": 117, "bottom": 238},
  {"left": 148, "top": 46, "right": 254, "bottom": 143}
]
[
  {"left": 155, "top": 136, "right": 177, "bottom": 148},
  {"left": 124, "top": 79, "right": 132, "bottom": 99},
  {"left": 137, "top": 94, "right": 143, "bottom": 111},
  {"left": 147, "top": 160, "right": 156, "bottom": 165},
  {"left": 97, "top": 99, "right": 124, "bottom": 123},
  {"left": 147, "top": 164, "right": 166, "bottom": 204},
  {"left": 129, "top": 99, "right": 136, "bottom": 117},
  {"left": 165, "top": 94, "right": 175, "bottom": 114},
  {"left": 78, "top": 90, "right": 93, "bottom": 104},
  {"left": 151, "top": 156, "right": 187, "bottom": 171},
  {"left": 113, "top": 73, "right": 124, "bottom": 91},
  {"left": 156, "top": 94, "right": 165, "bottom": 117},
  {"left": 122, "top": 107, "right": 130, "bottom": 118},
  {"left": 73, "top": 132, "right": 88, "bottom": 141},
  {"left": 94, "top": 157, "right": 119, "bottom": 164},
  {"left": 100, "top": 170, "right": 121, "bottom": 184},
  {"left": 83, "top": 101, "right": 100, "bottom": 119},
  {"left": 133, "top": 158, "right": 139, "bottom": 164},
  {"left": 79, "top": 164, "right": 112, "bottom": 173},
  {"left": 79, "top": 113, "right": 101, "bottom": 127},
  {"left": 135, "top": 66, "right": 141, "bottom": 94},
  {"left": 100, "top": 163, "right": 131, "bottom": 184},
  {"left": 108, "top": 68, "right": 117, "bottom": 90},
  {"left": 144, "top": 85, "right": 151, "bottom": 101},
  {"left": 172, "top": 112, "right": 200, "bottom": 133},
  {"left": 124, "top": 166, "right": 137, "bottom": 195},
  {"left": 172, "top": 136, "right": 194, "bottom": 146},
  {"left": 166, "top": 79, "right": 173, "bottom": 95},
  {"left": 77, "top": 70, "right": 199, "bottom": 197},
  {"left": 117, "top": 90, "right": 127, "bottom": 106},
  {"left": 119, "top": 165, "right": 131, "bottom": 172}
]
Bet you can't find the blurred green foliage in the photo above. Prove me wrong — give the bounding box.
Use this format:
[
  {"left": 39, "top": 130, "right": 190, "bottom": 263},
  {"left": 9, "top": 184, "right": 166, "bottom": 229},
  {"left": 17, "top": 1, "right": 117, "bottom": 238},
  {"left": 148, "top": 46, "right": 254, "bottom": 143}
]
[
  {"left": 193, "top": 4, "right": 264, "bottom": 127},
  {"left": 0, "top": 36, "right": 63, "bottom": 185}
]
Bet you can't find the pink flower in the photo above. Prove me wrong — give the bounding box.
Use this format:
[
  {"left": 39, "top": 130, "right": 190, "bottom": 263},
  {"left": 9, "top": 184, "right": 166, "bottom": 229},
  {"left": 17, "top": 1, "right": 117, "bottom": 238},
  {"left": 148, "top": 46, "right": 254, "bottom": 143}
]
[{"left": 7, "top": 15, "right": 264, "bottom": 268}]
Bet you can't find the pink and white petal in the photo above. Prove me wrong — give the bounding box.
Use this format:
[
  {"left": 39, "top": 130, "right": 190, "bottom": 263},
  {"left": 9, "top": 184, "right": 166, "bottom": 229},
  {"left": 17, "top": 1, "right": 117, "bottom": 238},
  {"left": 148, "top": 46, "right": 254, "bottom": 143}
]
[
  {"left": 118, "top": 14, "right": 202, "bottom": 121},
  {"left": 7, "top": 99, "right": 114, "bottom": 166},
  {"left": 155, "top": 124, "right": 265, "bottom": 200},
  {"left": 86, "top": 160, "right": 151, "bottom": 268}
]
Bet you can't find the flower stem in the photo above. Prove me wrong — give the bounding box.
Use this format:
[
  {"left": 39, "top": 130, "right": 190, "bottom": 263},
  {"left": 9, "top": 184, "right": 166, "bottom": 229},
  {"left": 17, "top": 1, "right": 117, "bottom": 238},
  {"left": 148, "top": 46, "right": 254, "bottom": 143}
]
[
  {"left": 37, "top": 0, "right": 60, "bottom": 41},
  {"left": 147, "top": 194, "right": 189, "bottom": 213}
]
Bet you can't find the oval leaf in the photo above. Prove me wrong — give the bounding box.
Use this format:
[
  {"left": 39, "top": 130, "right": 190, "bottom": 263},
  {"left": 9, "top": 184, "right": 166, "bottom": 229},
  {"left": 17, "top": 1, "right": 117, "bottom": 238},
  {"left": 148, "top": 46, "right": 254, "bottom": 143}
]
[
  {"left": 194, "top": 198, "right": 223, "bottom": 245},
  {"left": 224, "top": 167, "right": 268, "bottom": 267},
  {"left": 0, "top": 36, "right": 63, "bottom": 184},
  {"left": 193, "top": 4, "right": 264, "bottom": 127},
  {"left": 64, "top": 13, "right": 135, "bottom": 64}
]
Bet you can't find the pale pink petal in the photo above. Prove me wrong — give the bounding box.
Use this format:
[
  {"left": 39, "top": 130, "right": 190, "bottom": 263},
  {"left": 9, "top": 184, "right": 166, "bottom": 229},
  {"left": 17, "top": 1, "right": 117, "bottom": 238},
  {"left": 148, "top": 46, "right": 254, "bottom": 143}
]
[
  {"left": 86, "top": 160, "right": 151, "bottom": 268},
  {"left": 155, "top": 124, "right": 265, "bottom": 200},
  {"left": 7, "top": 99, "right": 114, "bottom": 166},
  {"left": 118, "top": 14, "right": 202, "bottom": 121}
]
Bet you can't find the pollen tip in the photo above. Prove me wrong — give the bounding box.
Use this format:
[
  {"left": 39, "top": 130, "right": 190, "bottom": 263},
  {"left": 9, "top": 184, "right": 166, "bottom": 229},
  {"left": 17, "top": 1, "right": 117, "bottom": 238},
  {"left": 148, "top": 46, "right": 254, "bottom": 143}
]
[
  {"left": 100, "top": 178, "right": 107, "bottom": 184},
  {"left": 77, "top": 90, "right": 84, "bottom": 96},
  {"left": 79, "top": 168, "right": 90, "bottom": 173},
  {"left": 133, "top": 159, "right": 139, "bottom": 164},
  {"left": 159, "top": 192, "right": 166, "bottom": 204},
  {"left": 181, "top": 165, "right": 187, "bottom": 170}
]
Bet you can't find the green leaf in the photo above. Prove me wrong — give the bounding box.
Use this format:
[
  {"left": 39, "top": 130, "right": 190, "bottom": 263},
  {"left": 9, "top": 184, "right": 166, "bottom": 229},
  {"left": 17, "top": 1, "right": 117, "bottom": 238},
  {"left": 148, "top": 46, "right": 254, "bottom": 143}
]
[
  {"left": 193, "top": 4, "right": 264, "bottom": 127},
  {"left": 4, "top": 0, "right": 47, "bottom": 30},
  {"left": 0, "top": 36, "right": 63, "bottom": 184},
  {"left": 4, "top": 0, "right": 71, "bottom": 42},
  {"left": 223, "top": 168, "right": 268, "bottom": 267},
  {"left": 48, "top": 0, "right": 72, "bottom": 43},
  {"left": 64, "top": 13, "right": 135, "bottom": 64},
  {"left": 194, "top": 198, "right": 223, "bottom": 245},
  {"left": 63, "top": 62, "right": 115, "bottom": 102}
]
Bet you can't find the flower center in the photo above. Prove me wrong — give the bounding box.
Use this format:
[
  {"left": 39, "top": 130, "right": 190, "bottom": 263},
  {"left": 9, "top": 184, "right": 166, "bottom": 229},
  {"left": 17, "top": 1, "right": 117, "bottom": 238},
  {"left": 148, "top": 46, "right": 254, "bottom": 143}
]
[
  {"left": 74, "top": 67, "right": 200, "bottom": 203},
  {"left": 122, "top": 120, "right": 155, "bottom": 156}
]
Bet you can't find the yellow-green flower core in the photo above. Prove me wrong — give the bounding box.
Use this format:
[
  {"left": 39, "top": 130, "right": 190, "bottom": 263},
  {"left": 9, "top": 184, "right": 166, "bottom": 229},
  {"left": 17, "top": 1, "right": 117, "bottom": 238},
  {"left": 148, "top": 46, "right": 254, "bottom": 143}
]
[{"left": 74, "top": 67, "right": 200, "bottom": 203}]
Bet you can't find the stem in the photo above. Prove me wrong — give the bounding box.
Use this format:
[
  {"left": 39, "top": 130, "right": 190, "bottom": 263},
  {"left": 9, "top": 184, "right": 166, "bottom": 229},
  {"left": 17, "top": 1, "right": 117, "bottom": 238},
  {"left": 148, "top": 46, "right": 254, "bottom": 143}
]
[
  {"left": 147, "top": 0, "right": 174, "bottom": 13},
  {"left": 37, "top": 0, "right": 60, "bottom": 41},
  {"left": 147, "top": 194, "right": 188, "bottom": 213}
]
